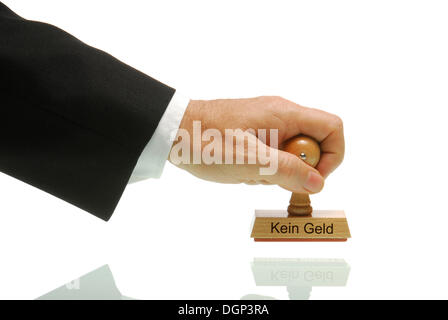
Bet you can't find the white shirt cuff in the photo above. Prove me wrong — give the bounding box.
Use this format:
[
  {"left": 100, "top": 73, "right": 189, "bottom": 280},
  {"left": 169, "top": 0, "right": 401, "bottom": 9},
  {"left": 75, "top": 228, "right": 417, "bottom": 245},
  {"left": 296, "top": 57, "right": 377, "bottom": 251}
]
[{"left": 128, "top": 91, "right": 190, "bottom": 183}]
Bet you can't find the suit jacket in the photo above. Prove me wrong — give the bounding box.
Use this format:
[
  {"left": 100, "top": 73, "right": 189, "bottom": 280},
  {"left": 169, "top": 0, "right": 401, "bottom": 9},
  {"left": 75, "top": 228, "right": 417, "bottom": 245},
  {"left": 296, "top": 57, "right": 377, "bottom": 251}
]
[{"left": 0, "top": 3, "right": 175, "bottom": 220}]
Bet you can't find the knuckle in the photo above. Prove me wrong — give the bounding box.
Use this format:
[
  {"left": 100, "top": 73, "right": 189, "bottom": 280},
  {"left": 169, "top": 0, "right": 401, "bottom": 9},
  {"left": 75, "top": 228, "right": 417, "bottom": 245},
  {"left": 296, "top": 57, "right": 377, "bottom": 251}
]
[
  {"left": 260, "top": 95, "right": 285, "bottom": 103},
  {"left": 330, "top": 115, "right": 344, "bottom": 131}
]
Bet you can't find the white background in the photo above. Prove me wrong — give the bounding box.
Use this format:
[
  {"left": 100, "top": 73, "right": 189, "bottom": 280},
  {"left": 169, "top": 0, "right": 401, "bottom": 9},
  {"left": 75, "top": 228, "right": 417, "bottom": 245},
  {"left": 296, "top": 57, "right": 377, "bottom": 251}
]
[{"left": 1, "top": 0, "right": 448, "bottom": 299}]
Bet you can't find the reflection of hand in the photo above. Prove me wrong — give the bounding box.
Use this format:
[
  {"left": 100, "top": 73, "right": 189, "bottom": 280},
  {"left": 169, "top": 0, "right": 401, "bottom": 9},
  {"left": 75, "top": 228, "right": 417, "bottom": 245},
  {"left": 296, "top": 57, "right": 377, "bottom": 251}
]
[{"left": 170, "top": 96, "right": 344, "bottom": 194}]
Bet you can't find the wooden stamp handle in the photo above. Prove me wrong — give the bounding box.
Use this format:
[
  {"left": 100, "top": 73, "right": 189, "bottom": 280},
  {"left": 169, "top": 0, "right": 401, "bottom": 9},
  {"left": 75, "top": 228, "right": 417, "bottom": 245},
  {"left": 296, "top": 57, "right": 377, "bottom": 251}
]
[{"left": 282, "top": 135, "right": 321, "bottom": 216}]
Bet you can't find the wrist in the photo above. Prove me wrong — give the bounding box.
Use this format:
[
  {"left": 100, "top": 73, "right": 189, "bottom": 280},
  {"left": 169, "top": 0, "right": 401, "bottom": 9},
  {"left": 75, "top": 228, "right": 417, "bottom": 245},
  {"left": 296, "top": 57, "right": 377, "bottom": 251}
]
[
  {"left": 169, "top": 99, "right": 202, "bottom": 165},
  {"left": 178, "top": 100, "right": 203, "bottom": 132}
]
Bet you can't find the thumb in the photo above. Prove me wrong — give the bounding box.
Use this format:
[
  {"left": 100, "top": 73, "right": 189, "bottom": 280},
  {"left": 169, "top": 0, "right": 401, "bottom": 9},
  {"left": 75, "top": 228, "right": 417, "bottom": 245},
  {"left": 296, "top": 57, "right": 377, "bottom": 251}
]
[{"left": 267, "top": 149, "right": 325, "bottom": 194}]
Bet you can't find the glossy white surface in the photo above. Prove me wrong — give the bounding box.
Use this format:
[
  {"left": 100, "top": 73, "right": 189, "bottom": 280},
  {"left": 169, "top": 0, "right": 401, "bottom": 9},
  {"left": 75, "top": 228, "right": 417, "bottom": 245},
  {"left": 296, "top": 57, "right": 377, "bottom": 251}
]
[{"left": 1, "top": 0, "right": 448, "bottom": 299}]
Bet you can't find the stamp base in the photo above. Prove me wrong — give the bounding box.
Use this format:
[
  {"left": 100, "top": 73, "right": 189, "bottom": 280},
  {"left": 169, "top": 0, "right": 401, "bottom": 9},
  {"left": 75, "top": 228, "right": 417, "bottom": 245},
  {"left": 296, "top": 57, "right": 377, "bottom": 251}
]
[{"left": 251, "top": 210, "right": 351, "bottom": 241}]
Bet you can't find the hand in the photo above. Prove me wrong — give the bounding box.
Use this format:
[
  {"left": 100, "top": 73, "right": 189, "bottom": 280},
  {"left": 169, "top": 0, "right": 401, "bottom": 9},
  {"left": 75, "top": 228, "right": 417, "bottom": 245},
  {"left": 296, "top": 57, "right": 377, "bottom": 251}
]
[{"left": 169, "top": 96, "right": 344, "bottom": 194}]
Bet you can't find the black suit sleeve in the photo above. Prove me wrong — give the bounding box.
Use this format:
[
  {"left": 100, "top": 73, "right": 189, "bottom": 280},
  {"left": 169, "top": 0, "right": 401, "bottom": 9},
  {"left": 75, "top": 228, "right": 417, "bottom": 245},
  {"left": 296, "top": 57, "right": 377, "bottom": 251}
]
[{"left": 0, "top": 3, "right": 175, "bottom": 220}]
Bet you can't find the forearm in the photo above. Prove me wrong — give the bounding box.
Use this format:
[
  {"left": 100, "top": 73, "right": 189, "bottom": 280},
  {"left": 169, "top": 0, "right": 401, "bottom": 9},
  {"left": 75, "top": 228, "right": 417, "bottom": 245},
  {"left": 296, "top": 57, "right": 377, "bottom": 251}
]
[{"left": 0, "top": 2, "right": 175, "bottom": 220}]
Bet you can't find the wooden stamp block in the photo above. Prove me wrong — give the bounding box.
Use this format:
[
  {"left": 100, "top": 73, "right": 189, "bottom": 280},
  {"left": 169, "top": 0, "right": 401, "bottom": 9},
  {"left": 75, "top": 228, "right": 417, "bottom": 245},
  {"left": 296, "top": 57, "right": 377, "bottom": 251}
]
[{"left": 251, "top": 210, "right": 351, "bottom": 241}]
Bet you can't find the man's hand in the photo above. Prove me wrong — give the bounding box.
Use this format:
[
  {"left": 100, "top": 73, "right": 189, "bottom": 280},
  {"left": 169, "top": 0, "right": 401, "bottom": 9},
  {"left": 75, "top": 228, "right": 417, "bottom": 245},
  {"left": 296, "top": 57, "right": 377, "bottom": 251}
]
[{"left": 169, "top": 96, "right": 344, "bottom": 194}]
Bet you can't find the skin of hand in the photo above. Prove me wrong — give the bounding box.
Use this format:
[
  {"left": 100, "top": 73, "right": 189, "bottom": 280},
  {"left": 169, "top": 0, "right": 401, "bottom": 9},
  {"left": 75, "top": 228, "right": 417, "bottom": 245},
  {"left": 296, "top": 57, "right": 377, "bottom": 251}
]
[{"left": 169, "top": 96, "right": 344, "bottom": 194}]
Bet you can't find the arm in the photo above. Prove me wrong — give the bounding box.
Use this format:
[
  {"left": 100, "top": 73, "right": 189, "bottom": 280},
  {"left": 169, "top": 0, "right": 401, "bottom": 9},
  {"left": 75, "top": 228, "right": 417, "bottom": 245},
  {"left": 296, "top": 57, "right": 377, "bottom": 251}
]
[
  {"left": 0, "top": 3, "right": 175, "bottom": 220},
  {"left": 0, "top": 3, "right": 345, "bottom": 221}
]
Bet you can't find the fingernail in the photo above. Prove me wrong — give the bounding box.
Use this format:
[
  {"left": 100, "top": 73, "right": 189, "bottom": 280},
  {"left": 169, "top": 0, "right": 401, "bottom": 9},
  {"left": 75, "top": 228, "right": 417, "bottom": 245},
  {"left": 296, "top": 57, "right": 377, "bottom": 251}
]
[{"left": 304, "top": 171, "right": 324, "bottom": 193}]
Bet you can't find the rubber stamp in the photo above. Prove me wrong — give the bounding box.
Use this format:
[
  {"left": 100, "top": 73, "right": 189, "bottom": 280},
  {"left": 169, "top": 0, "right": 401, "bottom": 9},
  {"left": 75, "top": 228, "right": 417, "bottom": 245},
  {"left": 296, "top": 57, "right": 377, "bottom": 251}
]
[{"left": 251, "top": 135, "right": 351, "bottom": 241}]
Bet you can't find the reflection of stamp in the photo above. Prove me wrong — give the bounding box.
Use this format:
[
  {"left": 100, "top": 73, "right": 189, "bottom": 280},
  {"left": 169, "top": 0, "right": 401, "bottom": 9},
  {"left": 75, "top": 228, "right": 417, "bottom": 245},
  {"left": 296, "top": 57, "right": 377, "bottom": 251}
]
[
  {"left": 251, "top": 135, "right": 351, "bottom": 241},
  {"left": 247, "top": 258, "right": 350, "bottom": 300}
]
